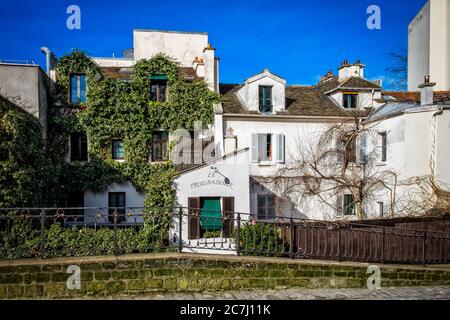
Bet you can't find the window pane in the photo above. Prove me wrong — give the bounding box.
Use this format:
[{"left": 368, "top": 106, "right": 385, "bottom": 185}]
[
  {"left": 267, "top": 195, "right": 275, "bottom": 218},
  {"left": 266, "top": 134, "right": 272, "bottom": 160},
  {"left": 70, "top": 75, "right": 78, "bottom": 104},
  {"left": 112, "top": 140, "right": 124, "bottom": 159},
  {"left": 79, "top": 75, "right": 86, "bottom": 103},
  {"left": 343, "top": 94, "right": 357, "bottom": 109},
  {"left": 257, "top": 195, "right": 266, "bottom": 219},
  {"left": 71, "top": 132, "right": 88, "bottom": 161},
  {"left": 152, "top": 131, "right": 169, "bottom": 161},
  {"left": 344, "top": 194, "right": 355, "bottom": 215}
]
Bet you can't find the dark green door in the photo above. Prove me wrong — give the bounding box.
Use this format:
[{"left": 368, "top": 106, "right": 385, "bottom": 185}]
[{"left": 200, "top": 198, "right": 222, "bottom": 232}]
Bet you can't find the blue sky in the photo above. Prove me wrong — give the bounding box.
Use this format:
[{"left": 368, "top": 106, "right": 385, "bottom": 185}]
[{"left": 0, "top": 0, "right": 425, "bottom": 88}]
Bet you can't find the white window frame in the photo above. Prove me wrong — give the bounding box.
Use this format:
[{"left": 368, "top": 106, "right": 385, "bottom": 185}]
[{"left": 251, "top": 133, "right": 285, "bottom": 164}]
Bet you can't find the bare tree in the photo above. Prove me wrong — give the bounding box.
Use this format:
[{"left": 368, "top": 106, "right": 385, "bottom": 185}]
[
  {"left": 263, "top": 115, "right": 399, "bottom": 220},
  {"left": 385, "top": 48, "right": 407, "bottom": 91}
]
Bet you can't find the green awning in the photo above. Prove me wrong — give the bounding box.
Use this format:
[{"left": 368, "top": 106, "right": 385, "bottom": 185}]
[
  {"left": 200, "top": 198, "right": 222, "bottom": 231},
  {"left": 149, "top": 75, "right": 168, "bottom": 80}
]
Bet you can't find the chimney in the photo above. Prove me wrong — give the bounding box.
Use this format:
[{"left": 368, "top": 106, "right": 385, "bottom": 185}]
[
  {"left": 338, "top": 59, "right": 365, "bottom": 81},
  {"left": 418, "top": 75, "right": 436, "bottom": 106},
  {"left": 224, "top": 127, "right": 237, "bottom": 154}
]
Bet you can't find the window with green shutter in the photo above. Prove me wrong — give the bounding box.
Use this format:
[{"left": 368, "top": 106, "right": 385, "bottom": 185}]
[{"left": 259, "top": 86, "right": 273, "bottom": 113}]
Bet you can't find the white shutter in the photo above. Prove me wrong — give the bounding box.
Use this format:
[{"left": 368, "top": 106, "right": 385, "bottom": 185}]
[
  {"left": 276, "top": 134, "right": 285, "bottom": 163},
  {"left": 336, "top": 194, "right": 343, "bottom": 217},
  {"left": 358, "top": 133, "right": 367, "bottom": 164},
  {"left": 251, "top": 133, "right": 259, "bottom": 163}
]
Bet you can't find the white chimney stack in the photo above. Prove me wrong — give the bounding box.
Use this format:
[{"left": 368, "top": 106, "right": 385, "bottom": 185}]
[
  {"left": 338, "top": 59, "right": 365, "bottom": 81},
  {"left": 418, "top": 75, "right": 436, "bottom": 106}
]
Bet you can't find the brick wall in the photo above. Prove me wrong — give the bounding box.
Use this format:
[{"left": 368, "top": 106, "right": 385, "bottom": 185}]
[{"left": 1, "top": 253, "right": 449, "bottom": 299}]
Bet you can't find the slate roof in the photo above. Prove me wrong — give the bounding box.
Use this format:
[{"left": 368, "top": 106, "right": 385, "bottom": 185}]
[
  {"left": 220, "top": 84, "right": 368, "bottom": 117},
  {"left": 339, "top": 77, "right": 381, "bottom": 90}
]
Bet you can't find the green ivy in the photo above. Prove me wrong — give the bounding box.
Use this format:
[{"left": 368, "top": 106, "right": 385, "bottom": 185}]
[
  {"left": 0, "top": 50, "right": 219, "bottom": 255},
  {"left": 0, "top": 96, "right": 58, "bottom": 207}
]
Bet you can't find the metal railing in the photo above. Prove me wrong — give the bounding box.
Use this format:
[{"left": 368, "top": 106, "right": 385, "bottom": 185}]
[{"left": 0, "top": 207, "right": 448, "bottom": 264}]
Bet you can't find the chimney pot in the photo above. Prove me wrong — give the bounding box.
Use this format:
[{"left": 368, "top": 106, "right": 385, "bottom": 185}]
[{"left": 418, "top": 76, "right": 436, "bottom": 106}]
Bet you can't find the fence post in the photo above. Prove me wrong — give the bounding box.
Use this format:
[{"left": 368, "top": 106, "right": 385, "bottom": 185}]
[
  {"left": 236, "top": 212, "right": 241, "bottom": 256},
  {"left": 178, "top": 207, "right": 183, "bottom": 253},
  {"left": 39, "top": 209, "right": 46, "bottom": 257},
  {"left": 337, "top": 224, "right": 342, "bottom": 262},
  {"left": 422, "top": 231, "right": 427, "bottom": 266},
  {"left": 289, "top": 217, "right": 294, "bottom": 259},
  {"left": 113, "top": 209, "right": 118, "bottom": 256}
]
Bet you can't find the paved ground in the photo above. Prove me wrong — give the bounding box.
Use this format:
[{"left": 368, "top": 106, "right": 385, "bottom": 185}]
[{"left": 107, "top": 286, "right": 450, "bottom": 300}]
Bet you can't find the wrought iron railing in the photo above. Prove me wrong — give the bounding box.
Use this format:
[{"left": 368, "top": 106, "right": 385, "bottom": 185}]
[{"left": 0, "top": 207, "right": 448, "bottom": 264}]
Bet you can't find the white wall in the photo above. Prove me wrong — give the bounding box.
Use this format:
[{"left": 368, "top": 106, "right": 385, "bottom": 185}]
[
  {"left": 408, "top": 0, "right": 450, "bottom": 91},
  {"left": 133, "top": 29, "right": 216, "bottom": 91},
  {"left": 84, "top": 181, "right": 145, "bottom": 224},
  {"left": 434, "top": 110, "right": 450, "bottom": 189},
  {"left": 173, "top": 150, "right": 250, "bottom": 254},
  {"left": 408, "top": 2, "right": 431, "bottom": 91},
  {"left": 223, "top": 116, "right": 347, "bottom": 220},
  {"left": 236, "top": 71, "right": 286, "bottom": 113}
]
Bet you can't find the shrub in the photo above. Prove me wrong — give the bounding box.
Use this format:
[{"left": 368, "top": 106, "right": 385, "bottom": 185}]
[{"left": 232, "top": 221, "right": 287, "bottom": 257}]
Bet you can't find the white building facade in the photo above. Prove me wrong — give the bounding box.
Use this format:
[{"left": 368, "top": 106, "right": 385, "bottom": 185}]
[{"left": 408, "top": 0, "right": 450, "bottom": 91}]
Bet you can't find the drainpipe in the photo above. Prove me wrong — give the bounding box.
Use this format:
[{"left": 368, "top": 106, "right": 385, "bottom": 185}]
[{"left": 40, "top": 47, "right": 54, "bottom": 75}]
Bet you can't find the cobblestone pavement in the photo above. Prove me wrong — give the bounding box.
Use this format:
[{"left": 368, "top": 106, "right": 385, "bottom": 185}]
[{"left": 109, "top": 286, "right": 450, "bottom": 300}]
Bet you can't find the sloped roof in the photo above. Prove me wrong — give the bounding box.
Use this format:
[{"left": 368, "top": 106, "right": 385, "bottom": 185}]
[
  {"left": 367, "top": 102, "right": 420, "bottom": 121},
  {"left": 339, "top": 77, "right": 381, "bottom": 90},
  {"left": 220, "top": 84, "right": 368, "bottom": 117}
]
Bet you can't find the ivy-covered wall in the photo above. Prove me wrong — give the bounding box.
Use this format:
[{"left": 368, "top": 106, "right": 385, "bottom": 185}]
[
  {"left": 54, "top": 50, "right": 219, "bottom": 211},
  {"left": 0, "top": 50, "right": 220, "bottom": 212},
  {"left": 0, "top": 96, "right": 57, "bottom": 207}
]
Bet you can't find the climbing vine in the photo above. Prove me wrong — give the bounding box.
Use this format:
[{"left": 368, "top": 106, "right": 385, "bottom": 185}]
[
  {"left": 51, "top": 50, "right": 219, "bottom": 245},
  {"left": 0, "top": 96, "right": 58, "bottom": 207}
]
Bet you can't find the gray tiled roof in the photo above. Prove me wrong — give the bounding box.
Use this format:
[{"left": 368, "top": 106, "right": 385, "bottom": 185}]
[{"left": 220, "top": 84, "right": 368, "bottom": 117}]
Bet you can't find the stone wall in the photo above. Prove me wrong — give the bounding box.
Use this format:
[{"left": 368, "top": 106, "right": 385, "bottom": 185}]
[{"left": 1, "top": 253, "right": 449, "bottom": 299}]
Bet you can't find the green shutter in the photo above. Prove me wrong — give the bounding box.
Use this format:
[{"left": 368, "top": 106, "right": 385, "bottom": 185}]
[
  {"left": 149, "top": 75, "right": 168, "bottom": 80},
  {"left": 200, "top": 198, "right": 222, "bottom": 231}
]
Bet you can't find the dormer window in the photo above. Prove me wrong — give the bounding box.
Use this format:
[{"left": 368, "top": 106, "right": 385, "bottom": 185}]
[
  {"left": 343, "top": 92, "right": 358, "bottom": 109},
  {"left": 259, "top": 86, "right": 272, "bottom": 113},
  {"left": 150, "top": 75, "right": 167, "bottom": 102}
]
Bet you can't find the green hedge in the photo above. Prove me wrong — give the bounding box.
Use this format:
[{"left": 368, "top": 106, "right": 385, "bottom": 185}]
[
  {"left": 233, "top": 221, "right": 287, "bottom": 257},
  {"left": 0, "top": 213, "right": 175, "bottom": 260}
]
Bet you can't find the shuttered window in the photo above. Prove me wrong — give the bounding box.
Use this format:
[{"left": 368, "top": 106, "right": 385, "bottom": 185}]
[
  {"left": 70, "top": 74, "right": 87, "bottom": 105},
  {"left": 251, "top": 133, "right": 284, "bottom": 163},
  {"left": 222, "top": 197, "right": 235, "bottom": 238},
  {"left": 188, "top": 197, "right": 200, "bottom": 240},
  {"left": 259, "top": 86, "right": 272, "bottom": 113}
]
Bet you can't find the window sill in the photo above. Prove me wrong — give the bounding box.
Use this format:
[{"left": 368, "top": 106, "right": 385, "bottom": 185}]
[
  {"left": 257, "top": 161, "right": 275, "bottom": 166},
  {"left": 376, "top": 162, "right": 387, "bottom": 167},
  {"left": 150, "top": 160, "right": 170, "bottom": 164},
  {"left": 113, "top": 159, "right": 125, "bottom": 163}
]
